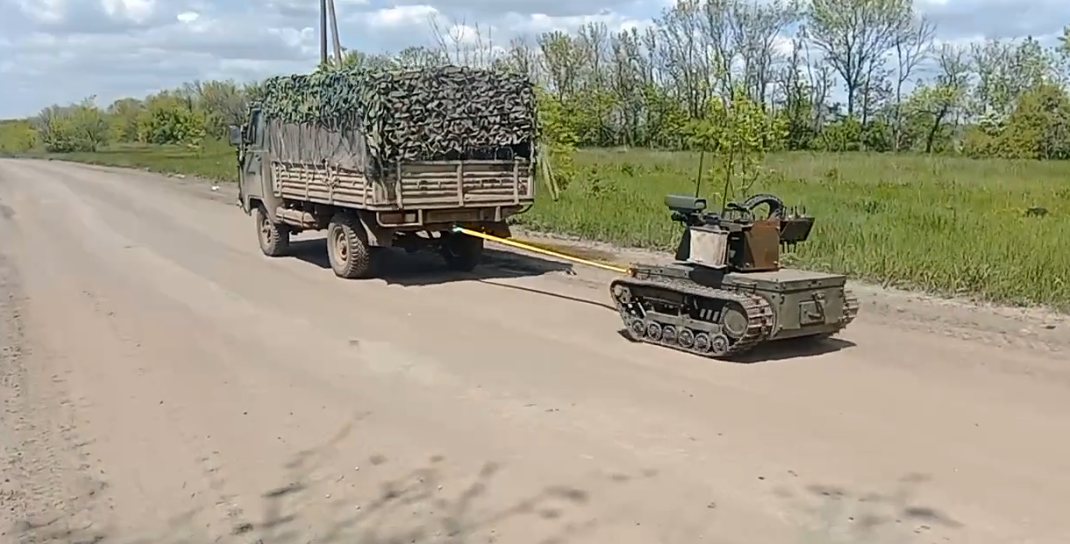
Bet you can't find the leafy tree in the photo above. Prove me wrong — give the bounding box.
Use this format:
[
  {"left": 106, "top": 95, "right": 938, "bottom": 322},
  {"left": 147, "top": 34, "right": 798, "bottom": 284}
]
[
  {"left": 137, "top": 92, "right": 207, "bottom": 148},
  {"left": 803, "top": 0, "right": 916, "bottom": 118},
  {"left": 999, "top": 82, "right": 1070, "bottom": 160},
  {"left": 184, "top": 79, "right": 248, "bottom": 139},
  {"left": 686, "top": 85, "right": 786, "bottom": 201},
  {"left": 107, "top": 97, "right": 143, "bottom": 142}
]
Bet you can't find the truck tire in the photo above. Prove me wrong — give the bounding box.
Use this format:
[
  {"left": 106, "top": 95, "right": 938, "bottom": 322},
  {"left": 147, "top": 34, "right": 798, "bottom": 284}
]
[
  {"left": 326, "top": 213, "right": 373, "bottom": 279},
  {"left": 256, "top": 205, "right": 289, "bottom": 257},
  {"left": 440, "top": 233, "right": 483, "bottom": 272}
]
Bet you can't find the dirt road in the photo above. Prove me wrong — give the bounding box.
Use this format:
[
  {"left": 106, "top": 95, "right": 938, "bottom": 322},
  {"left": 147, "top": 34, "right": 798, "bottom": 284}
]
[{"left": 0, "top": 158, "right": 1067, "bottom": 544}]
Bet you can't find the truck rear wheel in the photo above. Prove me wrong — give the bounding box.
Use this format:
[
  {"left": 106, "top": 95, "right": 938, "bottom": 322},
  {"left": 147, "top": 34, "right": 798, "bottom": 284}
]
[
  {"left": 440, "top": 233, "right": 483, "bottom": 272},
  {"left": 256, "top": 205, "right": 289, "bottom": 257},
  {"left": 326, "top": 213, "right": 373, "bottom": 279}
]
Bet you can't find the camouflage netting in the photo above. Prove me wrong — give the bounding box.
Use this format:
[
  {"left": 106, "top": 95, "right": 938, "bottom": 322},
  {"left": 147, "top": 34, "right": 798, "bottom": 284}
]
[{"left": 255, "top": 65, "right": 537, "bottom": 172}]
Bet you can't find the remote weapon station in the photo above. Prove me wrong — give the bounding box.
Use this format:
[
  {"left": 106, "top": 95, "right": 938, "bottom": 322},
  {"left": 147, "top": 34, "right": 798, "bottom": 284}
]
[{"left": 607, "top": 190, "right": 859, "bottom": 360}]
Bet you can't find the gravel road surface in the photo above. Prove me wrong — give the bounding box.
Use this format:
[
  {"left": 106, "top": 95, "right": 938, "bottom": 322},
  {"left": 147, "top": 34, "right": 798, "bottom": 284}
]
[{"left": 0, "top": 158, "right": 1067, "bottom": 544}]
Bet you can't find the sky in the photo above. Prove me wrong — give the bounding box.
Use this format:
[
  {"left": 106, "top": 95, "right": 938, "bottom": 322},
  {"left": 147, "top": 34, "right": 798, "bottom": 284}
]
[{"left": 1, "top": 0, "right": 1068, "bottom": 118}]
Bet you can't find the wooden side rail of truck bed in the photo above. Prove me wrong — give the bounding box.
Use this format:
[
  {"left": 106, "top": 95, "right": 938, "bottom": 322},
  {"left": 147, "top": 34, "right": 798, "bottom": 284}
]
[{"left": 271, "top": 159, "right": 534, "bottom": 211}]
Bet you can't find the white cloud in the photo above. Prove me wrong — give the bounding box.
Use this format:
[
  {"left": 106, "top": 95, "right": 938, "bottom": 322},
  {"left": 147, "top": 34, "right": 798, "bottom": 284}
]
[
  {"left": 518, "top": 11, "right": 647, "bottom": 34},
  {"left": 362, "top": 5, "right": 439, "bottom": 27},
  {"left": 916, "top": 0, "right": 1068, "bottom": 40},
  {"left": 176, "top": 11, "right": 200, "bottom": 23},
  {"left": 14, "top": 0, "right": 65, "bottom": 23},
  {"left": 100, "top": 0, "right": 156, "bottom": 23},
  {"left": 0, "top": 0, "right": 1067, "bottom": 118}
]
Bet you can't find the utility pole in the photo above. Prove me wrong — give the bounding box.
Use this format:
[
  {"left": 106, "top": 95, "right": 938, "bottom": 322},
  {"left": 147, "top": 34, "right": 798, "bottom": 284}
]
[
  {"left": 327, "top": 0, "right": 343, "bottom": 64},
  {"left": 320, "top": 0, "right": 343, "bottom": 66},
  {"left": 319, "top": 0, "right": 328, "bottom": 65}
]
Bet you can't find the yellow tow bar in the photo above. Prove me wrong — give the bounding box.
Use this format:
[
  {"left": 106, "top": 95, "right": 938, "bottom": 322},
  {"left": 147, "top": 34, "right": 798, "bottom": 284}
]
[{"left": 450, "top": 225, "right": 634, "bottom": 276}]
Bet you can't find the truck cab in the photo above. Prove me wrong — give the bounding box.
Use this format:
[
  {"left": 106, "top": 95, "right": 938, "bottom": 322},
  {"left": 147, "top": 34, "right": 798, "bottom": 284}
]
[{"left": 228, "top": 108, "right": 272, "bottom": 216}]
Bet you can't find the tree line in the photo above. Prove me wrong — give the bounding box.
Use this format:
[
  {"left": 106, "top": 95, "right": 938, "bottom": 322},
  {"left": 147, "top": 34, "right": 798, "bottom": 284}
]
[{"left": 4, "top": 0, "right": 1070, "bottom": 161}]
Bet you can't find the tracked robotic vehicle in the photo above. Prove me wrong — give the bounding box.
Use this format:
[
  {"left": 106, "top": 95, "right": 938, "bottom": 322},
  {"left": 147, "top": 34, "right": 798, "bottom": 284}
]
[{"left": 610, "top": 193, "right": 858, "bottom": 360}]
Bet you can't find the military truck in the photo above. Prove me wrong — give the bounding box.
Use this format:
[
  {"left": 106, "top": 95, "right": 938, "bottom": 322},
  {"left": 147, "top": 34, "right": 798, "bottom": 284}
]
[{"left": 228, "top": 65, "right": 537, "bottom": 278}]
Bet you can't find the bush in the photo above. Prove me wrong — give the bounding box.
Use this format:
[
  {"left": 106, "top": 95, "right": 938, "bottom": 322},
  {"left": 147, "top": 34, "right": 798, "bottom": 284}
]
[
  {"left": 137, "top": 92, "right": 207, "bottom": 148},
  {"left": 0, "top": 120, "right": 37, "bottom": 154},
  {"left": 33, "top": 99, "right": 110, "bottom": 153}
]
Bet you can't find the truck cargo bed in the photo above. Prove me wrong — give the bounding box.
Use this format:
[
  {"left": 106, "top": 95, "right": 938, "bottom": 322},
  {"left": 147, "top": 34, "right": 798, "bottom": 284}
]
[{"left": 271, "top": 159, "right": 533, "bottom": 211}]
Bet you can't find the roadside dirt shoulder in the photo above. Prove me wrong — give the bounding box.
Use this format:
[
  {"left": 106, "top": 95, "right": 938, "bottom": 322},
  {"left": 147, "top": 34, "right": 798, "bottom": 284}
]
[{"left": 0, "top": 206, "right": 109, "bottom": 544}]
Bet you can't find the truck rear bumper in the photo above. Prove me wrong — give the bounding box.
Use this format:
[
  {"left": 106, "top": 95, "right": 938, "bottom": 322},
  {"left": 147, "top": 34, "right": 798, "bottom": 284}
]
[{"left": 375, "top": 205, "right": 524, "bottom": 232}]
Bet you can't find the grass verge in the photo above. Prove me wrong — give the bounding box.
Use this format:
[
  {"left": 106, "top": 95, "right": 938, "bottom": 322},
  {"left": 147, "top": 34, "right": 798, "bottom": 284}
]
[
  {"left": 39, "top": 142, "right": 1070, "bottom": 310},
  {"left": 41, "top": 141, "right": 238, "bottom": 182}
]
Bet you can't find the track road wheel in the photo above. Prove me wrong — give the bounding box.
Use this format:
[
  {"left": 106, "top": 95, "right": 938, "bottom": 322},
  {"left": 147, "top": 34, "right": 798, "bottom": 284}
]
[
  {"left": 645, "top": 321, "right": 662, "bottom": 341},
  {"left": 678, "top": 328, "right": 695, "bottom": 349},
  {"left": 709, "top": 334, "right": 730, "bottom": 357},
  {"left": 256, "top": 205, "right": 289, "bottom": 257},
  {"left": 326, "top": 213, "right": 374, "bottom": 279},
  {"left": 627, "top": 318, "right": 646, "bottom": 339},
  {"left": 662, "top": 325, "right": 678, "bottom": 345},
  {"left": 441, "top": 233, "right": 484, "bottom": 272},
  {"left": 693, "top": 333, "right": 712, "bottom": 353}
]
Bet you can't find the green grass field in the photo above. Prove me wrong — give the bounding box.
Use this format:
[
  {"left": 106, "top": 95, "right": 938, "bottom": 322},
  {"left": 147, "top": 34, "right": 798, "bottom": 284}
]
[{"left": 37, "top": 141, "right": 1070, "bottom": 310}]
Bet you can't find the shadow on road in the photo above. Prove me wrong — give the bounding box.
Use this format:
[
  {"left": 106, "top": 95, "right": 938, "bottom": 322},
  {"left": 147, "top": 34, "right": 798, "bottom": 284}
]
[
  {"left": 774, "top": 472, "right": 963, "bottom": 543},
  {"left": 284, "top": 237, "right": 576, "bottom": 287},
  {"left": 15, "top": 416, "right": 617, "bottom": 544},
  {"left": 731, "top": 336, "right": 857, "bottom": 363},
  {"left": 475, "top": 280, "right": 618, "bottom": 312},
  {"left": 614, "top": 330, "right": 857, "bottom": 363}
]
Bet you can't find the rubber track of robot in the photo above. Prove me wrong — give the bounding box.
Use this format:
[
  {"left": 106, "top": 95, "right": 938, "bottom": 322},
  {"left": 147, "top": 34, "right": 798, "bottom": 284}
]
[
  {"left": 841, "top": 289, "right": 861, "bottom": 329},
  {"left": 811, "top": 288, "right": 860, "bottom": 340},
  {"left": 610, "top": 276, "right": 775, "bottom": 359}
]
